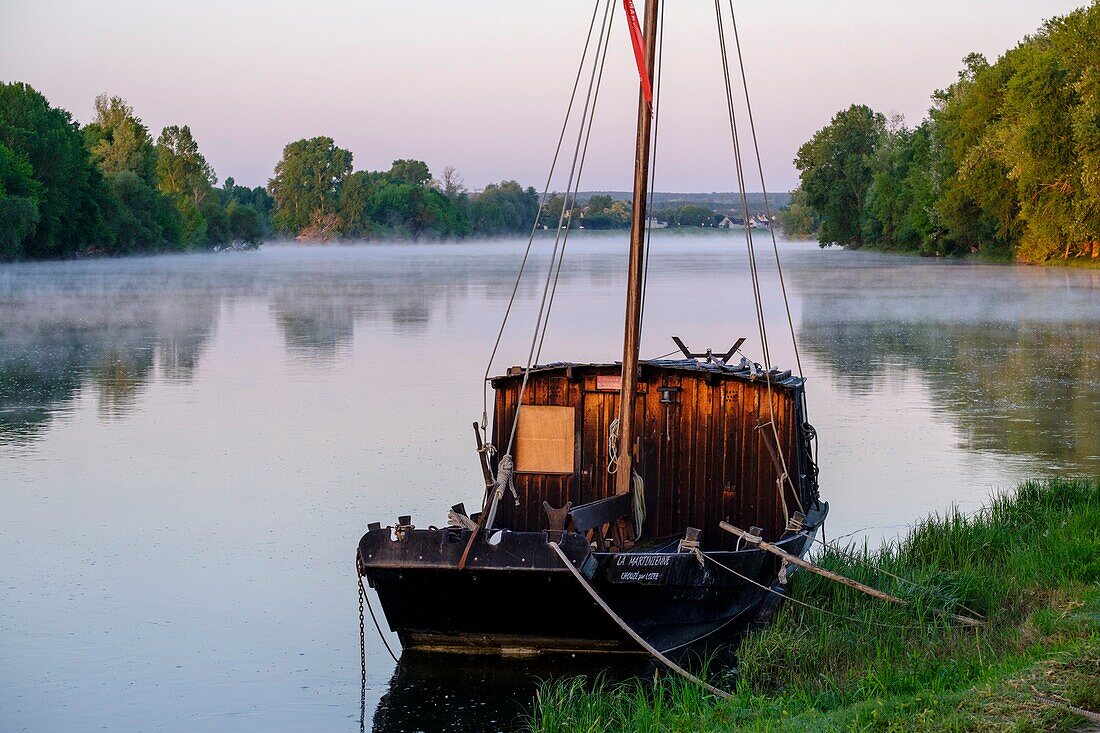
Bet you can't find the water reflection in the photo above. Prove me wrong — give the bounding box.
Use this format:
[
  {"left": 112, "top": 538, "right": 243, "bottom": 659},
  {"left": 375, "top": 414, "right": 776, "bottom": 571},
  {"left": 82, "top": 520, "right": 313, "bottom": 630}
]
[
  {"left": 1, "top": 240, "right": 1097, "bottom": 732},
  {"left": 0, "top": 291, "right": 218, "bottom": 442},
  {"left": 369, "top": 652, "right": 650, "bottom": 733},
  {"left": 796, "top": 258, "right": 1100, "bottom": 472}
]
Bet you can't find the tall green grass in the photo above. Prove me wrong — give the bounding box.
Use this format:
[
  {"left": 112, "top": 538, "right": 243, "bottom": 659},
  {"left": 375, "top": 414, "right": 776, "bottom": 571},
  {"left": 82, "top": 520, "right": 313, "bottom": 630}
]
[{"left": 532, "top": 477, "right": 1100, "bottom": 732}]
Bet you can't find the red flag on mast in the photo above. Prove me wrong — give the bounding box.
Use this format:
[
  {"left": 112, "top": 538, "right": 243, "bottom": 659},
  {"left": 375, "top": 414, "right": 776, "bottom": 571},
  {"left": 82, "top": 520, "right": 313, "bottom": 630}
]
[{"left": 622, "top": 0, "right": 653, "bottom": 106}]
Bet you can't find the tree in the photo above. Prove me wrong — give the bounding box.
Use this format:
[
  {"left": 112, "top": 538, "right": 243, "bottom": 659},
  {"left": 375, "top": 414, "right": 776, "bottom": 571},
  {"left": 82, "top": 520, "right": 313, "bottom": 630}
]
[
  {"left": 0, "top": 143, "right": 41, "bottom": 259},
  {"left": 539, "top": 193, "right": 573, "bottom": 228},
  {"left": 676, "top": 204, "right": 716, "bottom": 227},
  {"left": 587, "top": 194, "right": 614, "bottom": 213},
  {"left": 156, "top": 125, "right": 216, "bottom": 205},
  {"left": 102, "top": 170, "right": 181, "bottom": 252},
  {"left": 438, "top": 165, "right": 466, "bottom": 199},
  {"left": 388, "top": 159, "right": 431, "bottom": 186},
  {"left": 0, "top": 82, "right": 112, "bottom": 259},
  {"left": 227, "top": 203, "right": 264, "bottom": 244},
  {"left": 84, "top": 95, "right": 157, "bottom": 184},
  {"left": 268, "top": 137, "right": 352, "bottom": 234},
  {"left": 469, "top": 180, "right": 538, "bottom": 235},
  {"left": 338, "top": 170, "right": 375, "bottom": 237},
  {"left": 777, "top": 188, "right": 820, "bottom": 238},
  {"left": 794, "top": 104, "right": 886, "bottom": 248}
]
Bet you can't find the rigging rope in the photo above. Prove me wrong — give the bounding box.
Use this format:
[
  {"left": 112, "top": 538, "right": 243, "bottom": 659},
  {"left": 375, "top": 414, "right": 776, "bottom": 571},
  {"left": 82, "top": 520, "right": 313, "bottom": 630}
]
[
  {"left": 713, "top": 0, "right": 799, "bottom": 521},
  {"left": 504, "top": 0, "right": 614, "bottom": 458},
  {"left": 480, "top": 0, "right": 606, "bottom": 439},
  {"left": 535, "top": 0, "right": 617, "bottom": 365},
  {"left": 725, "top": 0, "right": 803, "bottom": 378}
]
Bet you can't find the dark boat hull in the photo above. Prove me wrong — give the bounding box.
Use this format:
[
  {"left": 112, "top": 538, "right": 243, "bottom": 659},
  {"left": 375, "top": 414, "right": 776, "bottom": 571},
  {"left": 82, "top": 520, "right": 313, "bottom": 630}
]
[{"left": 358, "top": 506, "right": 825, "bottom": 654}]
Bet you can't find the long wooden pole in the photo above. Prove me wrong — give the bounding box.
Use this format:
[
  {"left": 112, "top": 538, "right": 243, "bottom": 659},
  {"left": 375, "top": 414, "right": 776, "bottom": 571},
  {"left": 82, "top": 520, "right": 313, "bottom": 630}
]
[
  {"left": 615, "top": 0, "right": 659, "bottom": 496},
  {"left": 718, "top": 522, "right": 983, "bottom": 627}
]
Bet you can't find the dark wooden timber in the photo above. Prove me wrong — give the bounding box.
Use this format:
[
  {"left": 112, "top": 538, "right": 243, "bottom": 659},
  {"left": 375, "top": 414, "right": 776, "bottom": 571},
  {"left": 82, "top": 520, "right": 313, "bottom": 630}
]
[
  {"left": 490, "top": 360, "right": 814, "bottom": 550},
  {"left": 616, "top": 0, "right": 661, "bottom": 496}
]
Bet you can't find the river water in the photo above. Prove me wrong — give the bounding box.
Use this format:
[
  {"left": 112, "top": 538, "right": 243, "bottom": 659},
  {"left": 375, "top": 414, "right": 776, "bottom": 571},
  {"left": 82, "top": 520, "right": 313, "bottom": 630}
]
[{"left": 1, "top": 235, "right": 1097, "bottom": 732}]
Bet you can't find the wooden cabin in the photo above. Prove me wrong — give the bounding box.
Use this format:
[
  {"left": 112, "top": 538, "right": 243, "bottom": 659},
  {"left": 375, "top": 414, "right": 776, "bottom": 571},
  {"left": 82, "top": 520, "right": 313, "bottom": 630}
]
[{"left": 490, "top": 360, "right": 817, "bottom": 551}]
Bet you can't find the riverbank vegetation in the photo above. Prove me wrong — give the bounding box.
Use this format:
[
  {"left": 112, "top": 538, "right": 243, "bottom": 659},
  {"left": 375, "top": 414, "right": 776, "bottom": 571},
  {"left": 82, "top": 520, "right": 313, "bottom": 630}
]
[
  {"left": 0, "top": 83, "right": 271, "bottom": 260},
  {"left": 0, "top": 83, "right": 551, "bottom": 259},
  {"left": 533, "top": 476, "right": 1100, "bottom": 731},
  {"left": 789, "top": 4, "right": 1100, "bottom": 265}
]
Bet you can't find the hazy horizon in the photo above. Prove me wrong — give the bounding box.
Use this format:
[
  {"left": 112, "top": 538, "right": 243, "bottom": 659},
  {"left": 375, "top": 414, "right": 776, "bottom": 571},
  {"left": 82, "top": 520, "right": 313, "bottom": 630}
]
[{"left": 1, "top": 0, "right": 1084, "bottom": 192}]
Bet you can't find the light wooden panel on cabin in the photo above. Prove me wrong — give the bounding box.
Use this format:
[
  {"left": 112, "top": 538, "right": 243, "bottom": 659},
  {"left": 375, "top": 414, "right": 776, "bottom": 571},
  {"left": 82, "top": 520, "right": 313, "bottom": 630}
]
[{"left": 514, "top": 405, "right": 575, "bottom": 474}]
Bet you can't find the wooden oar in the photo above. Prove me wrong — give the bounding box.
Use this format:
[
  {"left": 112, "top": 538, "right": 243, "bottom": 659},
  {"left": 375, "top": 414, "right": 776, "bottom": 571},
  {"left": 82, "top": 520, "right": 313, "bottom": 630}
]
[{"left": 719, "top": 522, "right": 983, "bottom": 627}]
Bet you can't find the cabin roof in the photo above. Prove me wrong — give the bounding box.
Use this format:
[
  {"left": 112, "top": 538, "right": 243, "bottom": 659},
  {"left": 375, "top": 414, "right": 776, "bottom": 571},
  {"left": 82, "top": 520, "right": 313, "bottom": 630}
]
[{"left": 491, "top": 358, "right": 803, "bottom": 388}]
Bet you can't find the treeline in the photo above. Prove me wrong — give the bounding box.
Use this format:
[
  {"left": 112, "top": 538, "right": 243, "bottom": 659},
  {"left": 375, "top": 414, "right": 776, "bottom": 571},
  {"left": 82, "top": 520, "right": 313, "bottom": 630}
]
[
  {"left": 0, "top": 83, "right": 549, "bottom": 260},
  {"left": 537, "top": 193, "right": 744, "bottom": 229},
  {"left": 787, "top": 4, "right": 1100, "bottom": 264},
  {"left": 0, "top": 83, "right": 271, "bottom": 260},
  {"left": 267, "top": 137, "right": 540, "bottom": 240}
]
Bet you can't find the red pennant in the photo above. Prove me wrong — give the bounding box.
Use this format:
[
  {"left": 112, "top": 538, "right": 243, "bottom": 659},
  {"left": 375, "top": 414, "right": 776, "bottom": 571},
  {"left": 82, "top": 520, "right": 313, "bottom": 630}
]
[{"left": 622, "top": 0, "right": 653, "bottom": 106}]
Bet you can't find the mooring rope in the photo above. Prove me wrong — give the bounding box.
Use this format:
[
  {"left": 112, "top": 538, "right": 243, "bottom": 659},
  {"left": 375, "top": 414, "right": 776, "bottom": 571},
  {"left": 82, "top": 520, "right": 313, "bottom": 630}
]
[
  {"left": 695, "top": 548, "right": 984, "bottom": 631},
  {"left": 803, "top": 532, "right": 987, "bottom": 622},
  {"left": 548, "top": 542, "right": 732, "bottom": 699},
  {"left": 1034, "top": 694, "right": 1100, "bottom": 724}
]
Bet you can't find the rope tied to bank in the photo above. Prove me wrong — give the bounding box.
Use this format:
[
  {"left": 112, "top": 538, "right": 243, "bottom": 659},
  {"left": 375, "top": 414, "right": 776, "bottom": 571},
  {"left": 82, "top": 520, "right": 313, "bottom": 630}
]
[{"left": 548, "top": 541, "right": 731, "bottom": 699}]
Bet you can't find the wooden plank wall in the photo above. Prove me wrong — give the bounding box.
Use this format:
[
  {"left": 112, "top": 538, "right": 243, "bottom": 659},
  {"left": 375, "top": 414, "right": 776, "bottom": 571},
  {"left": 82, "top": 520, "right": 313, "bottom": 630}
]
[{"left": 492, "top": 366, "right": 801, "bottom": 549}]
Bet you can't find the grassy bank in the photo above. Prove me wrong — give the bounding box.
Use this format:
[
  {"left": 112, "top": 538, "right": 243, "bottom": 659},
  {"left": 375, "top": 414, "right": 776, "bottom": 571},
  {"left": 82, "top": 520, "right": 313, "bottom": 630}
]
[{"left": 532, "top": 477, "right": 1100, "bottom": 731}]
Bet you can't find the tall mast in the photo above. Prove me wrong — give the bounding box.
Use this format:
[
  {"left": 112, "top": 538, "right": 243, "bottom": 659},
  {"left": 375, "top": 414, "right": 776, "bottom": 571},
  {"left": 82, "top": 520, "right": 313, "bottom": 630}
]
[{"left": 615, "top": 0, "right": 659, "bottom": 496}]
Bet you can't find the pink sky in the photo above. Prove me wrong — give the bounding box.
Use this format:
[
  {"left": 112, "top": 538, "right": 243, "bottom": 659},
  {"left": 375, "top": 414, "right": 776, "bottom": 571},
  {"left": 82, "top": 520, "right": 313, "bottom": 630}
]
[{"left": 0, "top": 1, "right": 1084, "bottom": 192}]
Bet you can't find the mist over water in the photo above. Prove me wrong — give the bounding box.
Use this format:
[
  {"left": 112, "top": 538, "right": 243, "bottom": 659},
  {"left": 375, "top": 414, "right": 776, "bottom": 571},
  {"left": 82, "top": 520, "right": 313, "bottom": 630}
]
[{"left": 1, "top": 235, "right": 1097, "bottom": 731}]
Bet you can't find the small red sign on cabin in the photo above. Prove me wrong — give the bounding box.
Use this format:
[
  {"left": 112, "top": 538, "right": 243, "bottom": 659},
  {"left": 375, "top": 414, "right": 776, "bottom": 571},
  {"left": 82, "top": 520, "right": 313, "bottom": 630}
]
[{"left": 596, "top": 375, "right": 622, "bottom": 391}]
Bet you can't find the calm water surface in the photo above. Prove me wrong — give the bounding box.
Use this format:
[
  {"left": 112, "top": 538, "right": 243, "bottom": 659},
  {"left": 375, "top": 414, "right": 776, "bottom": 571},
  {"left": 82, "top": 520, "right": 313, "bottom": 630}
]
[{"left": 2, "top": 235, "right": 1097, "bottom": 731}]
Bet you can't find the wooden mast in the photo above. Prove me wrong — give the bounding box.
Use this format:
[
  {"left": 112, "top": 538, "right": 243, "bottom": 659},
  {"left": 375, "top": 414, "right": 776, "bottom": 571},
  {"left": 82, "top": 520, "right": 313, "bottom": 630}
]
[{"left": 616, "top": 0, "right": 659, "bottom": 496}]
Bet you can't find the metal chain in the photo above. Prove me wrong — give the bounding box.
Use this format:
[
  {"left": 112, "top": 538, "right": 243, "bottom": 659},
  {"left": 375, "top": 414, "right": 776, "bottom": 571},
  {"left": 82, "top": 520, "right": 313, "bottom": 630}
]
[{"left": 358, "top": 569, "right": 367, "bottom": 733}]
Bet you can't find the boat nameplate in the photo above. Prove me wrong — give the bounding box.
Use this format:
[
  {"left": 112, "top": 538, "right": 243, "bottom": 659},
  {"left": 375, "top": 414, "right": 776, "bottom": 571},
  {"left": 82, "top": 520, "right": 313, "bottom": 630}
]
[
  {"left": 595, "top": 375, "right": 621, "bottom": 391},
  {"left": 607, "top": 553, "right": 672, "bottom": 585}
]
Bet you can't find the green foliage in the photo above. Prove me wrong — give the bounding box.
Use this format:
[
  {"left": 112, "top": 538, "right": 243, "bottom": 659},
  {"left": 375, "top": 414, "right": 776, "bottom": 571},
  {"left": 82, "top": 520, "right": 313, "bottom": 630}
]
[
  {"left": 0, "top": 143, "right": 42, "bottom": 259},
  {"left": 387, "top": 158, "right": 431, "bottom": 186},
  {"left": 469, "top": 180, "right": 538, "bottom": 236},
  {"left": 675, "top": 204, "right": 718, "bottom": 227},
  {"left": 796, "top": 5, "right": 1100, "bottom": 263},
  {"left": 176, "top": 196, "right": 207, "bottom": 247},
  {"left": 0, "top": 84, "right": 262, "bottom": 259},
  {"left": 776, "top": 188, "right": 819, "bottom": 238},
  {"left": 533, "top": 477, "right": 1100, "bottom": 732},
  {"left": 268, "top": 136, "right": 352, "bottom": 234},
  {"left": 539, "top": 193, "right": 572, "bottom": 228},
  {"left": 795, "top": 104, "right": 886, "bottom": 248},
  {"left": 200, "top": 196, "right": 230, "bottom": 246},
  {"left": 0, "top": 82, "right": 113, "bottom": 259},
  {"left": 103, "top": 170, "right": 182, "bottom": 252},
  {"left": 337, "top": 170, "right": 375, "bottom": 237},
  {"left": 227, "top": 203, "right": 264, "bottom": 244},
  {"left": 156, "top": 125, "right": 216, "bottom": 204},
  {"left": 84, "top": 94, "right": 157, "bottom": 185}
]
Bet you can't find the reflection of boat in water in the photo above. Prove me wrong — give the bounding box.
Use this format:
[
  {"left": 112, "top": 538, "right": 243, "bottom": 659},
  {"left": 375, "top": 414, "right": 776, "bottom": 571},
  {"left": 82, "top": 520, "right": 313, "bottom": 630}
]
[
  {"left": 357, "top": 0, "right": 826, "bottom": 656},
  {"left": 370, "top": 651, "right": 651, "bottom": 732}
]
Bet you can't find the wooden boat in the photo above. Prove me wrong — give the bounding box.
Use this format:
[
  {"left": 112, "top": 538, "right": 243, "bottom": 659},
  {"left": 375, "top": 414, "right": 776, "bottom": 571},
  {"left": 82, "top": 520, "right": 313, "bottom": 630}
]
[{"left": 357, "top": 0, "right": 826, "bottom": 656}]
